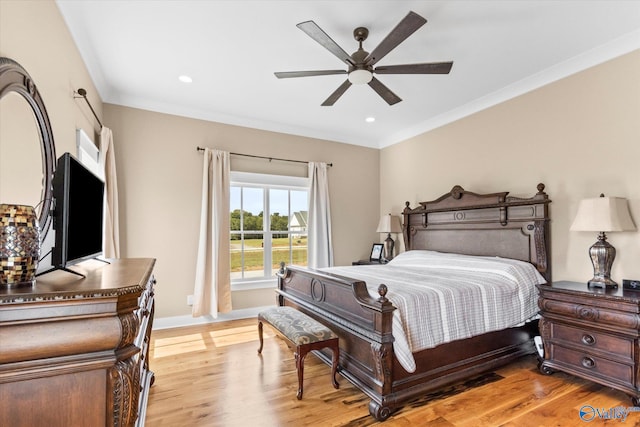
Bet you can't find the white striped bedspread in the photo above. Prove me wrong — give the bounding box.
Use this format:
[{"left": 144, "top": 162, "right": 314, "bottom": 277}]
[{"left": 321, "top": 250, "right": 546, "bottom": 373}]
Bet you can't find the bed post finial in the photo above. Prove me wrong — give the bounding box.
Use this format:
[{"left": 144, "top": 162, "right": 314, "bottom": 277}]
[
  {"left": 403, "top": 201, "right": 411, "bottom": 214},
  {"left": 537, "top": 183, "right": 546, "bottom": 195},
  {"left": 279, "top": 261, "right": 286, "bottom": 275},
  {"left": 377, "top": 284, "right": 389, "bottom": 303},
  {"left": 451, "top": 185, "right": 464, "bottom": 199}
]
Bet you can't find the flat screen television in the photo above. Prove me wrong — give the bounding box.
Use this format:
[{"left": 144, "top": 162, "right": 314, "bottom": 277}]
[{"left": 52, "top": 152, "right": 105, "bottom": 272}]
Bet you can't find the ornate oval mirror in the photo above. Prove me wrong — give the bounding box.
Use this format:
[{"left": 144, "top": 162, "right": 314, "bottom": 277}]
[{"left": 0, "top": 57, "right": 56, "bottom": 239}]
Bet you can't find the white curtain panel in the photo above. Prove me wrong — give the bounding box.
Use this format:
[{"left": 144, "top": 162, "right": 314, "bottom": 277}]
[
  {"left": 193, "top": 148, "right": 232, "bottom": 318},
  {"left": 100, "top": 126, "right": 120, "bottom": 258},
  {"left": 307, "top": 162, "right": 333, "bottom": 269}
]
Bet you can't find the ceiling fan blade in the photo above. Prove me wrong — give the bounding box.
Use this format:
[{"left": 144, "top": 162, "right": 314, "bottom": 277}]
[
  {"left": 297, "top": 21, "right": 353, "bottom": 65},
  {"left": 374, "top": 61, "right": 453, "bottom": 75},
  {"left": 365, "top": 11, "right": 427, "bottom": 67},
  {"left": 368, "top": 77, "right": 402, "bottom": 105},
  {"left": 275, "top": 70, "right": 347, "bottom": 79},
  {"left": 321, "top": 80, "right": 352, "bottom": 106}
]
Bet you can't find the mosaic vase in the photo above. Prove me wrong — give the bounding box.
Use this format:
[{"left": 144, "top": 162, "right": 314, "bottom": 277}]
[{"left": 0, "top": 204, "right": 40, "bottom": 287}]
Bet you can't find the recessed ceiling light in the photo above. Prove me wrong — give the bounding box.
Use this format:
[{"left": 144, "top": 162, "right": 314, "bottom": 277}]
[
  {"left": 178, "top": 75, "right": 193, "bottom": 83},
  {"left": 365, "top": 117, "right": 375, "bottom": 123}
]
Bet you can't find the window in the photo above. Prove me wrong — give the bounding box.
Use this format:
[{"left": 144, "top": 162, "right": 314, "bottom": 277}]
[
  {"left": 76, "top": 129, "right": 102, "bottom": 178},
  {"left": 230, "top": 172, "right": 309, "bottom": 285}
]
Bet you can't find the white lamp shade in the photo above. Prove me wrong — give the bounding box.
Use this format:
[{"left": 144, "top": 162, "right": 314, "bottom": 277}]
[
  {"left": 376, "top": 214, "right": 402, "bottom": 233},
  {"left": 570, "top": 196, "right": 636, "bottom": 232}
]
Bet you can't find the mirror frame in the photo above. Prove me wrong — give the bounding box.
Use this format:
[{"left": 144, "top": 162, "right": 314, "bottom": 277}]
[{"left": 0, "top": 57, "right": 56, "bottom": 238}]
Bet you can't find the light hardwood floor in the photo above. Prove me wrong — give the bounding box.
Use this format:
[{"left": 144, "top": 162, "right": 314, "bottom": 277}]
[{"left": 146, "top": 319, "right": 635, "bottom": 426}]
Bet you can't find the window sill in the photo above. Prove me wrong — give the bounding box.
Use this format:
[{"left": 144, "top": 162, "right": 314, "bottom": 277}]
[{"left": 231, "top": 278, "right": 278, "bottom": 291}]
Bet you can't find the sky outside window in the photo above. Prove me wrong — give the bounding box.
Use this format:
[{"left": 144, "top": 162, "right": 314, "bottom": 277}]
[{"left": 232, "top": 187, "right": 307, "bottom": 216}]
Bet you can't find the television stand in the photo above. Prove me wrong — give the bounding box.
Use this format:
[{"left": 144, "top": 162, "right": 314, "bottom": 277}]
[
  {"left": 37, "top": 258, "right": 111, "bottom": 279},
  {"left": 57, "top": 266, "right": 86, "bottom": 278},
  {"left": 36, "top": 266, "right": 85, "bottom": 278}
]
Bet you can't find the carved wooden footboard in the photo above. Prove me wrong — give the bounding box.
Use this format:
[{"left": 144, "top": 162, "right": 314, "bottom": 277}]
[
  {"left": 277, "top": 184, "right": 551, "bottom": 421},
  {"left": 276, "top": 266, "right": 397, "bottom": 418}
]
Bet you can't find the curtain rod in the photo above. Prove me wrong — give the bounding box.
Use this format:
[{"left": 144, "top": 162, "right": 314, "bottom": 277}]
[
  {"left": 74, "top": 88, "right": 103, "bottom": 129},
  {"left": 196, "top": 146, "right": 332, "bottom": 167}
]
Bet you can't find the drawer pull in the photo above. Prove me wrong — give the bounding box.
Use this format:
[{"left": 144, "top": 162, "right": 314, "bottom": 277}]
[
  {"left": 581, "top": 356, "right": 596, "bottom": 369},
  {"left": 581, "top": 334, "right": 596, "bottom": 345}
]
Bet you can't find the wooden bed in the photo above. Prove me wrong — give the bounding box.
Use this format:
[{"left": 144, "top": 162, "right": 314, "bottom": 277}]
[{"left": 276, "top": 183, "right": 551, "bottom": 421}]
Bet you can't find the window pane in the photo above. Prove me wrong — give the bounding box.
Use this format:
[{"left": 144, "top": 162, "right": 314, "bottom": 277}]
[
  {"left": 291, "top": 190, "right": 307, "bottom": 213},
  {"left": 230, "top": 232, "right": 243, "bottom": 280},
  {"left": 290, "top": 190, "right": 307, "bottom": 231},
  {"left": 230, "top": 187, "right": 241, "bottom": 231},
  {"left": 271, "top": 234, "right": 290, "bottom": 275},
  {"left": 269, "top": 189, "right": 288, "bottom": 232},
  {"left": 243, "top": 233, "right": 264, "bottom": 278},
  {"left": 291, "top": 233, "right": 307, "bottom": 267},
  {"left": 230, "top": 232, "right": 264, "bottom": 279},
  {"left": 242, "top": 187, "right": 263, "bottom": 231}
]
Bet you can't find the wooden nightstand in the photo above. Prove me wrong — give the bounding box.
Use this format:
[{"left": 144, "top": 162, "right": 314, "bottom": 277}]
[{"left": 537, "top": 280, "right": 640, "bottom": 405}]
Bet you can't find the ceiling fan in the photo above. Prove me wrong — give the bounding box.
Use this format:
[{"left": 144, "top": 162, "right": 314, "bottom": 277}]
[{"left": 274, "top": 11, "right": 453, "bottom": 106}]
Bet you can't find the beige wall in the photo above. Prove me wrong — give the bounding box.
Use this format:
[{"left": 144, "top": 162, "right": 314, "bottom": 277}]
[
  {"left": 381, "top": 50, "right": 640, "bottom": 284},
  {"left": 103, "top": 104, "right": 380, "bottom": 318},
  {"left": 1, "top": 0, "right": 103, "bottom": 267},
  {"left": 1, "top": 1, "right": 102, "bottom": 154}
]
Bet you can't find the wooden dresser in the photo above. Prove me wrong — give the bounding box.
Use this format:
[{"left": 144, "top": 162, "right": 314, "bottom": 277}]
[
  {"left": 538, "top": 280, "right": 640, "bottom": 405},
  {"left": 0, "top": 258, "right": 156, "bottom": 427}
]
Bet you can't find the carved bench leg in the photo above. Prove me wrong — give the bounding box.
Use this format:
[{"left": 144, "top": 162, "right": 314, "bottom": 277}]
[
  {"left": 257, "top": 321, "right": 264, "bottom": 354},
  {"left": 295, "top": 345, "right": 309, "bottom": 400},
  {"left": 329, "top": 338, "right": 339, "bottom": 390}
]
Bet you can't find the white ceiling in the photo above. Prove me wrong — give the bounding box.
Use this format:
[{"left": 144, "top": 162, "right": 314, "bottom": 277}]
[{"left": 56, "top": 1, "right": 640, "bottom": 149}]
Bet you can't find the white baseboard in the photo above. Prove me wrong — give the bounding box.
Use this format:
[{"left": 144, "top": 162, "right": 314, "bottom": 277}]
[{"left": 152, "top": 306, "right": 270, "bottom": 330}]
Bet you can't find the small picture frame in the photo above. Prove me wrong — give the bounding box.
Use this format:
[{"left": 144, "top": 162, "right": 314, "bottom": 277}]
[{"left": 370, "top": 243, "right": 384, "bottom": 262}]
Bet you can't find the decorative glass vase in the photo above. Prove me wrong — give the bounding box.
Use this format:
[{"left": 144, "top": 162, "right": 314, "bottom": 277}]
[{"left": 0, "top": 204, "right": 41, "bottom": 287}]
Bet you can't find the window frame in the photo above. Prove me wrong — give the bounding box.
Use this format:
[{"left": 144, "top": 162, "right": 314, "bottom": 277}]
[{"left": 230, "top": 171, "right": 309, "bottom": 290}]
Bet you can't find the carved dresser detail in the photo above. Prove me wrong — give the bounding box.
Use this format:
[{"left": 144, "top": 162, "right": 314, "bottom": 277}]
[
  {"left": 0, "top": 258, "right": 156, "bottom": 427},
  {"left": 537, "top": 280, "right": 640, "bottom": 405}
]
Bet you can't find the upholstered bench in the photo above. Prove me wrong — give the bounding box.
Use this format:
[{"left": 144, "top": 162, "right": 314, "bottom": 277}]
[{"left": 257, "top": 306, "right": 339, "bottom": 399}]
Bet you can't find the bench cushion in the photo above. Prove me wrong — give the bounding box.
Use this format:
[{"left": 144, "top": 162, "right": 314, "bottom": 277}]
[{"left": 259, "top": 306, "right": 337, "bottom": 346}]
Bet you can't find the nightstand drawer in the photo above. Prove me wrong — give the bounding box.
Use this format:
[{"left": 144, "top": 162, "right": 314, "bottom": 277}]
[
  {"left": 553, "top": 344, "right": 634, "bottom": 388},
  {"left": 551, "top": 323, "right": 633, "bottom": 360}
]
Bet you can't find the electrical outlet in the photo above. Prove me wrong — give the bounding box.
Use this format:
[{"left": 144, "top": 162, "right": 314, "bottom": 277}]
[
  {"left": 623, "top": 279, "right": 640, "bottom": 290},
  {"left": 187, "top": 295, "right": 194, "bottom": 306}
]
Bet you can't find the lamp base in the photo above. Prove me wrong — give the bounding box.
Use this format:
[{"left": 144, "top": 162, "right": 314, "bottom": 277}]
[
  {"left": 383, "top": 233, "right": 395, "bottom": 262},
  {"left": 586, "top": 232, "right": 617, "bottom": 289},
  {"left": 588, "top": 277, "right": 618, "bottom": 289}
]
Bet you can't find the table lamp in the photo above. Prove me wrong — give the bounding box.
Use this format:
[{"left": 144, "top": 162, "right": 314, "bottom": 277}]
[
  {"left": 570, "top": 194, "right": 636, "bottom": 289},
  {"left": 376, "top": 214, "right": 402, "bottom": 261}
]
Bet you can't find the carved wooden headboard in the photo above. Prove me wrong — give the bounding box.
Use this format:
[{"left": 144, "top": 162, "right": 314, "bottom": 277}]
[{"left": 402, "top": 183, "right": 551, "bottom": 281}]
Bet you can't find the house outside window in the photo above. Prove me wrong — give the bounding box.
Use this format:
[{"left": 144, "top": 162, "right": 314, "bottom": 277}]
[
  {"left": 290, "top": 211, "right": 307, "bottom": 238},
  {"left": 230, "top": 171, "right": 309, "bottom": 288}
]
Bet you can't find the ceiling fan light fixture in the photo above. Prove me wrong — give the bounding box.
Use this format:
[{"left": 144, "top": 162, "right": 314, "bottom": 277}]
[{"left": 348, "top": 69, "right": 373, "bottom": 85}]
